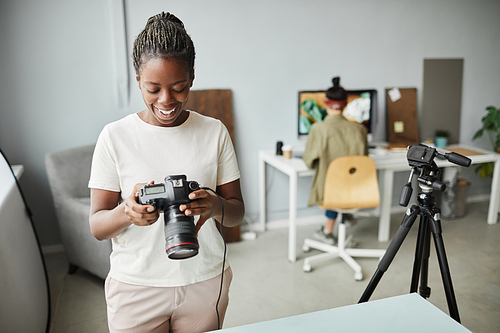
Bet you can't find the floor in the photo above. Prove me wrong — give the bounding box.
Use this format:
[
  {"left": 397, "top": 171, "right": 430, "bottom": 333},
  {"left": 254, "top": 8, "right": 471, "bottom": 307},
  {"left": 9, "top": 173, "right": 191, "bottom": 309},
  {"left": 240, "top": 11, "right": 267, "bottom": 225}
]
[{"left": 45, "top": 201, "right": 500, "bottom": 332}]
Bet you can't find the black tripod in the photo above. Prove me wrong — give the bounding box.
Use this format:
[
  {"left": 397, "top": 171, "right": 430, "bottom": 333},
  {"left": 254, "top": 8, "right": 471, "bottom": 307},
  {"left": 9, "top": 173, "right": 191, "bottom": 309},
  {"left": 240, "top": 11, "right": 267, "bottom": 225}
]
[{"left": 358, "top": 144, "right": 471, "bottom": 323}]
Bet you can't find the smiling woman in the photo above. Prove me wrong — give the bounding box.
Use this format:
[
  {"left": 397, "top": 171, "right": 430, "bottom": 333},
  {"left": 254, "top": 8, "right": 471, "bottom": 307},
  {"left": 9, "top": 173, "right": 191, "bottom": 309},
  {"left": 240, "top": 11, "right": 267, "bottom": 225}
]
[{"left": 88, "top": 11, "right": 244, "bottom": 333}]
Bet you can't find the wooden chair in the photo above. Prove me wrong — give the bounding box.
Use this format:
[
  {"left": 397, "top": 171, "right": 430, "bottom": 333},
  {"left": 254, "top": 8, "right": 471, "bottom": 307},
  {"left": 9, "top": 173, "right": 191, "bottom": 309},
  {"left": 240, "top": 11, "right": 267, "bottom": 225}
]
[
  {"left": 185, "top": 89, "right": 240, "bottom": 242},
  {"left": 302, "top": 155, "right": 385, "bottom": 280}
]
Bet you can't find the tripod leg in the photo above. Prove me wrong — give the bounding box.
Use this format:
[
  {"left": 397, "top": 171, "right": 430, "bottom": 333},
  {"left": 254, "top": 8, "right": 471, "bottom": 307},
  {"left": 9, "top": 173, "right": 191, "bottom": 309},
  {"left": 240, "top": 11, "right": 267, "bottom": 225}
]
[
  {"left": 409, "top": 214, "right": 432, "bottom": 298},
  {"left": 418, "top": 220, "right": 432, "bottom": 298},
  {"left": 359, "top": 206, "right": 419, "bottom": 303},
  {"left": 429, "top": 214, "right": 461, "bottom": 323},
  {"left": 409, "top": 215, "right": 428, "bottom": 294}
]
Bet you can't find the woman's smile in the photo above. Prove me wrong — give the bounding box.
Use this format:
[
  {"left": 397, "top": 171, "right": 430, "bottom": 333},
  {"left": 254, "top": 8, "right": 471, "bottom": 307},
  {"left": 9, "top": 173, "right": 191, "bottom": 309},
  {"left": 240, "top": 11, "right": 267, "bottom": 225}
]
[{"left": 155, "top": 105, "right": 177, "bottom": 118}]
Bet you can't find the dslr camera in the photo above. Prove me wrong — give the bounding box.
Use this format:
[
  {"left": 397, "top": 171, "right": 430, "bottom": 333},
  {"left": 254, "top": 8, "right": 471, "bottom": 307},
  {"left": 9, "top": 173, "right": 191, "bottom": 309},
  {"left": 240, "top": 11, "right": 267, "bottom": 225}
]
[{"left": 139, "top": 175, "right": 200, "bottom": 260}]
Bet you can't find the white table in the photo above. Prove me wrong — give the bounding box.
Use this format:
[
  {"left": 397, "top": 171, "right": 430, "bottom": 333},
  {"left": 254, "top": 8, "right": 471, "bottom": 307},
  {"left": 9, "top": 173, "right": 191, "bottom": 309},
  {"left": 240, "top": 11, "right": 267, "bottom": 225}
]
[
  {"left": 259, "top": 145, "right": 500, "bottom": 262},
  {"left": 214, "top": 293, "right": 471, "bottom": 332}
]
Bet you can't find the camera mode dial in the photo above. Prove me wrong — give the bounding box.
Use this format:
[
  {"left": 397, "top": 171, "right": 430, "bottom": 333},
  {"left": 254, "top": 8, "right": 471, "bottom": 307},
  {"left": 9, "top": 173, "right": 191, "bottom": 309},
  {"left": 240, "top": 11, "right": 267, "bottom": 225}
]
[{"left": 189, "top": 181, "right": 200, "bottom": 191}]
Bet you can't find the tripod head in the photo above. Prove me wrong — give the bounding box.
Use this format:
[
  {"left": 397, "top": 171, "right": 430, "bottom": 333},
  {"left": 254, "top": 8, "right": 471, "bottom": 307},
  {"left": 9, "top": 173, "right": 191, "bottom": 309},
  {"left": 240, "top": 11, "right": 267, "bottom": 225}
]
[{"left": 399, "top": 144, "right": 471, "bottom": 207}]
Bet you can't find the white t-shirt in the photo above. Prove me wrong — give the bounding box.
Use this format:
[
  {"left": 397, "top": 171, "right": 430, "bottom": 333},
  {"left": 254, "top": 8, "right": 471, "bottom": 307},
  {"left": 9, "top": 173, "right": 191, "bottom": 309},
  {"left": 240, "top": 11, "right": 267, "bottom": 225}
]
[{"left": 88, "top": 111, "right": 240, "bottom": 287}]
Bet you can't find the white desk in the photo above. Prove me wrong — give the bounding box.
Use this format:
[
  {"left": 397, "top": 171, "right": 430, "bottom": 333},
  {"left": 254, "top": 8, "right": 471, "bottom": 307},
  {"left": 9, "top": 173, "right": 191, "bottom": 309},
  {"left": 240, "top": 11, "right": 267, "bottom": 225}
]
[
  {"left": 259, "top": 145, "right": 500, "bottom": 262},
  {"left": 214, "top": 293, "right": 471, "bottom": 332}
]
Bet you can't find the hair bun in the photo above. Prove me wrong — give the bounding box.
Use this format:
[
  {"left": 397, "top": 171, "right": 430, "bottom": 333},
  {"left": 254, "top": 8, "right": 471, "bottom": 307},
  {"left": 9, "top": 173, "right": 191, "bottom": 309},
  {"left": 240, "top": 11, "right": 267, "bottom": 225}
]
[
  {"left": 133, "top": 11, "right": 195, "bottom": 76},
  {"left": 326, "top": 76, "right": 347, "bottom": 101},
  {"left": 148, "top": 12, "right": 184, "bottom": 27}
]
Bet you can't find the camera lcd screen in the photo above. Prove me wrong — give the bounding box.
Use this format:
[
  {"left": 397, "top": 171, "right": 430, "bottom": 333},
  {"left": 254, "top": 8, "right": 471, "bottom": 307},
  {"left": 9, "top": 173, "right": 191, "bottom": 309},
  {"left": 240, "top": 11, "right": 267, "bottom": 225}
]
[{"left": 145, "top": 184, "right": 165, "bottom": 195}]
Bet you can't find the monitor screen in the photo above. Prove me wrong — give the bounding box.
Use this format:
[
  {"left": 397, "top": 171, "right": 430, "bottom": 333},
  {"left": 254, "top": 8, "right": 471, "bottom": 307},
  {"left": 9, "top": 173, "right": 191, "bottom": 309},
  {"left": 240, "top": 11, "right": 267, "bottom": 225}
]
[{"left": 298, "top": 89, "right": 377, "bottom": 140}]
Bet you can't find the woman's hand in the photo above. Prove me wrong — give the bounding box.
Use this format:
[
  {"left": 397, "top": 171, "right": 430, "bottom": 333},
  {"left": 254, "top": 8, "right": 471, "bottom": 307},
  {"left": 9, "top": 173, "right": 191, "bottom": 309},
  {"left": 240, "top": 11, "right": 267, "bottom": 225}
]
[
  {"left": 89, "top": 181, "right": 161, "bottom": 241},
  {"left": 125, "top": 182, "right": 161, "bottom": 226},
  {"left": 179, "top": 189, "right": 222, "bottom": 234},
  {"left": 178, "top": 179, "right": 245, "bottom": 234}
]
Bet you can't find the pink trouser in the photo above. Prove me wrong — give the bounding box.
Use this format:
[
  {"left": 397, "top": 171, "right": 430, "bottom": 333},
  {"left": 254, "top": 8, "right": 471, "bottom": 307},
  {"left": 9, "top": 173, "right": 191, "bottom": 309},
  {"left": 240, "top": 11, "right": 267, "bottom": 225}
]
[{"left": 105, "top": 267, "right": 233, "bottom": 333}]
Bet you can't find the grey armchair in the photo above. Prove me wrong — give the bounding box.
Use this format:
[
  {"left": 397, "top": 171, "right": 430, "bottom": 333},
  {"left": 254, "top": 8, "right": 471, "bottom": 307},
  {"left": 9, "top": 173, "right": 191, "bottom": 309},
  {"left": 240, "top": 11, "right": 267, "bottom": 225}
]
[{"left": 45, "top": 144, "right": 111, "bottom": 280}]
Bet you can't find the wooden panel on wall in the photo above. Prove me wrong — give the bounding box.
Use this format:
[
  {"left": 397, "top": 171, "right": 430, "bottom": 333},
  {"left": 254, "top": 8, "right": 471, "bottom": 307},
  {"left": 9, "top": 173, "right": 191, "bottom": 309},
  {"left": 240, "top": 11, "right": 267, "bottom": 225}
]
[
  {"left": 185, "top": 89, "right": 241, "bottom": 242},
  {"left": 185, "top": 89, "right": 235, "bottom": 143}
]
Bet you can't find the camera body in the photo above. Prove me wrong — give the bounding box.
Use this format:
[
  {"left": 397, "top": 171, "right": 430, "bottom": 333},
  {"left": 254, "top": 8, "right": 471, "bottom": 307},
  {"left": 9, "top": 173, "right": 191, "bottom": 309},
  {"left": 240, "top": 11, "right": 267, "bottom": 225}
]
[
  {"left": 139, "top": 175, "right": 200, "bottom": 211},
  {"left": 139, "top": 175, "right": 200, "bottom": 260}
]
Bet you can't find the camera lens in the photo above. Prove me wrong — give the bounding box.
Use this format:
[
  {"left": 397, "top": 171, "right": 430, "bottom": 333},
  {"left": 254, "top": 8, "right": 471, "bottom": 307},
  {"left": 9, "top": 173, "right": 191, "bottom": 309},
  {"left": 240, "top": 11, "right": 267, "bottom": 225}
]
[{"left": 163, "top": 205, "right": 199, "bottom": 260}]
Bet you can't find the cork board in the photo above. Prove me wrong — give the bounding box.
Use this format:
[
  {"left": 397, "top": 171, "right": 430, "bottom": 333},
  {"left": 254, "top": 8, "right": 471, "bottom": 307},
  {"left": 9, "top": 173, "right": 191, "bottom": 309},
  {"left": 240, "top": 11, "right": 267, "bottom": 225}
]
[{"left": 386, "top": 88, "right": 419, "bottom": 145}]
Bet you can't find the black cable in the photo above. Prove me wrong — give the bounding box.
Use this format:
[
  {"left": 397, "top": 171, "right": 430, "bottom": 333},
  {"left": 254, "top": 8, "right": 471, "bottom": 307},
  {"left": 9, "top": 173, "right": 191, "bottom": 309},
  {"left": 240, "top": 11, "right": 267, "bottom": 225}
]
[
  {"left": 201, "top": 187, "right": 226, "bottom": 330},
  {"left": 0, "top": 148, "right": 51, "bottom": 333}
]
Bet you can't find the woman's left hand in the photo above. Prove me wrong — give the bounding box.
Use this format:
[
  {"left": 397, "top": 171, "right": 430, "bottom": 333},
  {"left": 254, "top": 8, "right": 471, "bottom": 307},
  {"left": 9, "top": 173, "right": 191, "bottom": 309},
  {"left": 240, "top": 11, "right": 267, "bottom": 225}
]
[{"left": 179, "top": 189, "right": 222, "bottom": 235}]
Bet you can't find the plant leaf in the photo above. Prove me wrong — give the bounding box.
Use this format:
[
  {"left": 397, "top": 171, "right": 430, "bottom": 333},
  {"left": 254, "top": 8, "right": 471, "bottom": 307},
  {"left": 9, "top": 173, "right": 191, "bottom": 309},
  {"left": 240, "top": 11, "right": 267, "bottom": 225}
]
[
  {"left": 482, "top": 112, "right": 495, "bottom": 130},
  {"left": 494, "top": 108, "right": 500, "bottom": 128},
  {"left": 486, "top": 105, "right": 497, "bottom": 112},
  {"left": 495, "top": 133, "right": 500, "bottom": 151},
  {"left": 475, "top": 163, "right": 494, "bottom": 178},
  {"left": 475, "top": 106, "right": 500, "bottom": 149},
  {"left": 473, "top": 128, "right": 483, "bottom": 140}
]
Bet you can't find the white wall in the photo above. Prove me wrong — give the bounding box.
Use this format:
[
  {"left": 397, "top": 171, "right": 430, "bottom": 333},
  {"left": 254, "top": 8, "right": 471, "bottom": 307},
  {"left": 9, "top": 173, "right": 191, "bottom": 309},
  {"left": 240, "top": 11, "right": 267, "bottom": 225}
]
[{"left": 1, "top": 0, "right": 499, "bottom": 245}]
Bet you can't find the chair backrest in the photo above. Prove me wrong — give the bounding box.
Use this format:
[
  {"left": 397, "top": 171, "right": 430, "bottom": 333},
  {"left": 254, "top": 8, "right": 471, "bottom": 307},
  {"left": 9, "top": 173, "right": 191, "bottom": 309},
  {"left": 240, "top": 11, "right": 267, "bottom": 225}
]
[
  {"left": 320, "top": 155, "right": 380, "bottom": 210},
  {"left": 45, "top": 144, "right": 95, "bottom": 199}
]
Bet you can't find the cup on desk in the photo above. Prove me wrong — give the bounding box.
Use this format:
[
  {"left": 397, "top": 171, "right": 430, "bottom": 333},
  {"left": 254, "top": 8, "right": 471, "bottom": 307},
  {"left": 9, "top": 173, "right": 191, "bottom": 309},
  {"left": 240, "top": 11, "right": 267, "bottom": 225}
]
[{"left": 282, "top": 145, "right": 292, "bottom": 159}]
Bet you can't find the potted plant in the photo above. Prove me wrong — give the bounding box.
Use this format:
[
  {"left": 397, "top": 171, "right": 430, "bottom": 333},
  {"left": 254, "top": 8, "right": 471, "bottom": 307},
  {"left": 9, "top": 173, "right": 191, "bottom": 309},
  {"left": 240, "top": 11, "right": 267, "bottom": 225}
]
[
  {"left": 472, "top": 105, "right": 500, "bottom": 177},
  {"left": 435, "top": 129, "right": 450, "bottom": 148}
]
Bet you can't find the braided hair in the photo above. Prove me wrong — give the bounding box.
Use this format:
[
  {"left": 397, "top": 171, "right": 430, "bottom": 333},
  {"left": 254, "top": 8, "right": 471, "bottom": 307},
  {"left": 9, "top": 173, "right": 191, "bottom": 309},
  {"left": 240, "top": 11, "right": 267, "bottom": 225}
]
[{"left": 132, "top": 12, "right": 195, "bottom": 77}]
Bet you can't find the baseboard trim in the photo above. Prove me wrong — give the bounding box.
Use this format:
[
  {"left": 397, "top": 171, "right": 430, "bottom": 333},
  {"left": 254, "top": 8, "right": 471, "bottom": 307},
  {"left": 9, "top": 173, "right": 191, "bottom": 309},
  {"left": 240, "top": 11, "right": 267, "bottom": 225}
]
[{"left": 245, "top": 195, "right": 490, "bottom": 231}]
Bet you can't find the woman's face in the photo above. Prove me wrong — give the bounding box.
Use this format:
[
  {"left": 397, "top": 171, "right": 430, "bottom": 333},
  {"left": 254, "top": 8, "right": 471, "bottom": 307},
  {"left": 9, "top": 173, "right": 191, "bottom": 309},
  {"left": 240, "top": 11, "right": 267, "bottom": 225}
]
[{"left": 137, "top": 57, "right": 194, "bottom": 127}]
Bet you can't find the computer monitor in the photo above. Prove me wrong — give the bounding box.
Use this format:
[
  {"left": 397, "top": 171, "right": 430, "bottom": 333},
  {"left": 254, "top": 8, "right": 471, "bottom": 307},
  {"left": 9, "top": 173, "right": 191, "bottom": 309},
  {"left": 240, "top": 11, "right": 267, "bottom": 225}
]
[{"left": 298, "top": 89, "right": 377, "bottom": 141}]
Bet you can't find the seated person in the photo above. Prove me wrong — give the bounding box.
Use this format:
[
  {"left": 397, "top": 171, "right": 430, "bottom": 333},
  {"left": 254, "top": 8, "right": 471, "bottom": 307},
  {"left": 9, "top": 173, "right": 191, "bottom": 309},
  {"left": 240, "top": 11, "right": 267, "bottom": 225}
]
[{"left": 302, "top": 77, "right": 368, "bottom": 244}]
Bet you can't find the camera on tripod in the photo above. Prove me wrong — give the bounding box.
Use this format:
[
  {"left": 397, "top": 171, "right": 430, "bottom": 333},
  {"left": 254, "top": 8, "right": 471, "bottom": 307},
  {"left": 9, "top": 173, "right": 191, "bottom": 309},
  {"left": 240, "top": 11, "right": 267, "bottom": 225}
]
[{"left": 138, "top": 175, "right": 200, "bottom": 260}]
